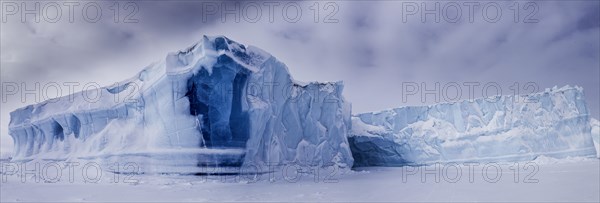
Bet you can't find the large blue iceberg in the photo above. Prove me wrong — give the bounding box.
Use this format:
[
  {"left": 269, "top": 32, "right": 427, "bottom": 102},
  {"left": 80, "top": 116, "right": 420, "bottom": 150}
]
[
  {"left": 349, "top": 86, "right": 598, "bottom": 166},
  {"left": 8, "top": 35, "right": 599, "bottom": 172},
  {"left": 8, "top": 36, "right": 354, "bottom": 172}
]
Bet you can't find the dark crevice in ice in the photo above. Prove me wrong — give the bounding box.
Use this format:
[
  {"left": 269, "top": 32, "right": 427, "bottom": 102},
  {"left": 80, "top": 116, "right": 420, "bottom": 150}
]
[
  {"left": 229, "top": 71, "right": 250, "bottom": 148},
  {"left": 70, "top": 114, "right": 81, "bottom": 139},
  {"left": 185, "top": 63, "right": 251, "bottom": 149},
  {"left": 51, "top": 119, "right": 65, "bottom": 141},
  {"left": 186, "top": 68, "right": 212, "bottom": 147}
]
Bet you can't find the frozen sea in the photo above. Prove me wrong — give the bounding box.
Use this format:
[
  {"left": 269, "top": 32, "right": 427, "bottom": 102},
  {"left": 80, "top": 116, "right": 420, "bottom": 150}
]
[{"left": 1, "top": 157, "right": 598, "bottom": 202}]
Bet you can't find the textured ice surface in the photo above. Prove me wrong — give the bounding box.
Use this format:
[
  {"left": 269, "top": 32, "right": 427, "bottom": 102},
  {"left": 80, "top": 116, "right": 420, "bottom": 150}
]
[
  {"left": 349, "top": 86, "right": 597, "bottom": 166},
  {"left": 591, "top": 118, "right": 600, "bottom": 158},
  {"left": 8, "top": 36, "right": 353, "bottom": 172}
]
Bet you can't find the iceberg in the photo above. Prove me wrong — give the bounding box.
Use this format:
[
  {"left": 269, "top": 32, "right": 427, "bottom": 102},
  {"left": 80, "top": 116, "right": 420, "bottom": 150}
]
[
  {"left": 8, "top": 36, "right": 354, "bottom": 172},
  {"left": 7, "top": 35, "right": 597, "bottom": 172},
  {"left": 349, "top": 86, "right": 598, "bottom": 166}
]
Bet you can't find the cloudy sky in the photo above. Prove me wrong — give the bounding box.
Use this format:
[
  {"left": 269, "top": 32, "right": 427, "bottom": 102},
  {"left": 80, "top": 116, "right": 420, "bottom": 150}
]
[{"left": 1, "top": 0, "right": 599, "bottom": 153}]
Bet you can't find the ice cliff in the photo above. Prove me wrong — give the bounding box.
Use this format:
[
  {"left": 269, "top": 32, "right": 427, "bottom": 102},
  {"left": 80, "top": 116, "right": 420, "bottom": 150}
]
[
  {"left": 8, "top": 35, "right": 598, "bottom": 172},
  {"left": 8, "top": 36, "right": 354, "bottom": 172},
  {"left": 349, "top": 86, "right": 598, "bottom": 166}
]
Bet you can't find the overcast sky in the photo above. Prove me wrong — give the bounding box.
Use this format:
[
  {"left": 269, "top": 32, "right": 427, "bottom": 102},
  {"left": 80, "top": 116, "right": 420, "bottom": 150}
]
[{"left": 1, "top": 0, "right": 599, "bottom": 153}]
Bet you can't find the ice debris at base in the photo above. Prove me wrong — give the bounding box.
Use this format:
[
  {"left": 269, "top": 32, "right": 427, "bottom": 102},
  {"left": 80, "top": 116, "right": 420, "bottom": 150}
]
[
  {"left": 349, "top": 85, "right": 598, "bottom": 166},
  {"left": 8, "top": 36, "right": 354, "bottom": 172}
]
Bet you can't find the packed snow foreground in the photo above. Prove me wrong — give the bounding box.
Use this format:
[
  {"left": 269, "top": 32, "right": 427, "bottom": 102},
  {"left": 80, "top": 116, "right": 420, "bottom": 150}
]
[{"left": 7, "top": 35, "right": 600, "bottom": 174}]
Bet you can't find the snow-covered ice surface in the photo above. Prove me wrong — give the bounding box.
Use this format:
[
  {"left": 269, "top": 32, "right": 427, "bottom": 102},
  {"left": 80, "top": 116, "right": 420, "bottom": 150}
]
[
  {"left": 350, "top": 86, "right": 598, "bottom": 166},
  {"left": 7, "top": 36, "right": 353, "bottom": 173},
  {"left": 1, "top": 158, "right": 598, "bottom": 202}
]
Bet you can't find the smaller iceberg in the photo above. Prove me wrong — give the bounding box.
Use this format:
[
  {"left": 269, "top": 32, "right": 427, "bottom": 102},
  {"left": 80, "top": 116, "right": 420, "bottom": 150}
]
[{"left": 349, "top": 85, "right": 598, "bottom": 166}]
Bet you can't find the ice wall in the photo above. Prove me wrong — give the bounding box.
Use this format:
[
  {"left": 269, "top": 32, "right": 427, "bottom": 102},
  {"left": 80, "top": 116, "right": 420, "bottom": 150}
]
[
  {"left": 8, "top": 36, "right": 353, "bottom": 171},
  {"left": 349, "top": 86, "right": 597, "bottom": 166}
]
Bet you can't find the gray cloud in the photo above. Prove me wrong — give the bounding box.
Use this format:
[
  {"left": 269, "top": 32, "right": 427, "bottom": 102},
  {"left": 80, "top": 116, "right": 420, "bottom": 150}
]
[{"left": 1, "top": 0, "right": 598, "bottom": 153}]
